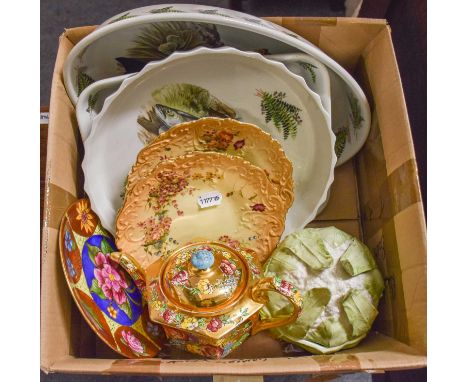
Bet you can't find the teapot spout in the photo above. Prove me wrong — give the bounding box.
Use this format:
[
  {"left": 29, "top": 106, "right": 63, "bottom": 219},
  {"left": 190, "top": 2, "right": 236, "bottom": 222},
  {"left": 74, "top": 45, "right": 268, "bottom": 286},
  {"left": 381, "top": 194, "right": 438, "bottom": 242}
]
[{"left": 111, "top": 252, "right": 146, "bottom": 295}]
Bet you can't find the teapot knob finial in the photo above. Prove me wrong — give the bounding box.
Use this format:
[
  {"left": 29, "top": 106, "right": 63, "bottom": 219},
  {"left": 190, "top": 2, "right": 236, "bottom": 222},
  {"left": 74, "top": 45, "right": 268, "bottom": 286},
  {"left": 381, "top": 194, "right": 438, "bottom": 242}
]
[{"left": 191, "top": 249, "right": 214, "bottom": 270}]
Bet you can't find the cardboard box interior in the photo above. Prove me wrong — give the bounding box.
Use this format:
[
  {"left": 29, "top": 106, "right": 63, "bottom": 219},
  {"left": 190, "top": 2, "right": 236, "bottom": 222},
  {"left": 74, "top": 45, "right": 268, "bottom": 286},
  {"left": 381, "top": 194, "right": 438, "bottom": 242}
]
[{"left": 41, "top": 17, "right": 427, "bottom": 375}]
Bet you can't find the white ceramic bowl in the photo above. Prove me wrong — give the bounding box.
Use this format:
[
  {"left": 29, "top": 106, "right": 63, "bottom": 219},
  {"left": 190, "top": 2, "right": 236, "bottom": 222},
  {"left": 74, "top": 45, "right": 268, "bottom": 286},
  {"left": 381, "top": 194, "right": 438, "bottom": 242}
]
[
  {"left": 82, "top": 47, "right": 336, "bottom": 238},
  {"left": 76, "top": 53, "right": 331, "bottom": 143},
  {"left": 64, "top": 4, "right": 370, "bottom": 164}
]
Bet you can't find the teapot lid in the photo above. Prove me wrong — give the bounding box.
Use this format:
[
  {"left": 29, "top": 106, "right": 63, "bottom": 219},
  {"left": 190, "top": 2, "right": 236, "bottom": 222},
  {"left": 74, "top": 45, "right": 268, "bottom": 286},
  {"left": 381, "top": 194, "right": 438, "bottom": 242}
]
[{"left": 160, "top": 242, "right": 249, "bottom": 315}]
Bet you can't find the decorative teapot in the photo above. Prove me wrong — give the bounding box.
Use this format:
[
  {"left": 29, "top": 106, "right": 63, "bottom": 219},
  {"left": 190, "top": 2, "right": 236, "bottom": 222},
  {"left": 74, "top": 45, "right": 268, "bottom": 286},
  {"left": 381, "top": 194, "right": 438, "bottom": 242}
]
[{"left": 113, "top": 241, "right": 302, "bottom": 359}]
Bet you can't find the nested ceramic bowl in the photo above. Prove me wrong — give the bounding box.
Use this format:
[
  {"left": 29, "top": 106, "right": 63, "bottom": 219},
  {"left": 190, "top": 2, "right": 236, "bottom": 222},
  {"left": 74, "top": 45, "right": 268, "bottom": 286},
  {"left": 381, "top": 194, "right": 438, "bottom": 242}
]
[
  {"left": 76, "top": 53, "right": 331, "bottom": 144},
  {"left": 64, "top": 4, "right": 370, "bottom": 165},
  {"left": 82, "top": 47, "right": 336, "bottom": 240}
]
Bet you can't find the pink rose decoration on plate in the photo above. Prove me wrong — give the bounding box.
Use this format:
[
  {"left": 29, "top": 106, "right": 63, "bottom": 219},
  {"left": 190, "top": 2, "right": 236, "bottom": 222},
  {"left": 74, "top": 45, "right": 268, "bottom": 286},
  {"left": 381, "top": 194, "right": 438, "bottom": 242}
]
[
  {"left": 207, "top": 317, "right": 223, "bottom": 332},
  {"left": 219, "top": 259, "right": 236, "bottom": 275},
  {"left": 122, "top": 330, "right": 144, "bottom": 354},
  {"left": 171, "top": 270, "right": 189, "bottom": 285},
  {"left": 94, "top": 253, "right": 128, "bottom": 305}
]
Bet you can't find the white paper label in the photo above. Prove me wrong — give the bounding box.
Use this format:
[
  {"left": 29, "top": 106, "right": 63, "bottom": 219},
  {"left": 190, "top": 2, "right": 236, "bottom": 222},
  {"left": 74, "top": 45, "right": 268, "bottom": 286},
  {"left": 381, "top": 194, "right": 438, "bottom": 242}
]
[
  {"left": 197, "top": 191, "right": 222, "bottom": 209},
  {"left": 40, "top": 112, "right": 49, "bottom": 124}
]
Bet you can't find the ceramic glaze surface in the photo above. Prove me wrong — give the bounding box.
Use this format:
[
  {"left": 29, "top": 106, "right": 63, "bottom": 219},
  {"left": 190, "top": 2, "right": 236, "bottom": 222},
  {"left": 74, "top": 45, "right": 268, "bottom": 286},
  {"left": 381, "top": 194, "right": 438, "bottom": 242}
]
[
  {"left": 135, "top": 241, "right": 302, "bottom": 358},
  {"left": 127, "top": 118, "right": 294, "bottom": 211},
  {"left": 162, "top": 244, "right": 248, "bottom": 312},
  {"left": 75, "top": 54, "right": 331, "bottom": 144},
  {"left": 58, "top": 199, "right": 164, "bottom": 358},
  {"left": 116, "top": 151, "right": 288, "bottom": 268},
  {"left": 82, "top": 234, "right": 142, "bottom": 325},
  {"left": 64, "top": 4, "right": 370, "bottom": 167},
  {"left": 267, "top": 53, "right": 331, "bottom": 116},
  {"left": 83, "top": 48, "right": 334, "bottom": 239}
]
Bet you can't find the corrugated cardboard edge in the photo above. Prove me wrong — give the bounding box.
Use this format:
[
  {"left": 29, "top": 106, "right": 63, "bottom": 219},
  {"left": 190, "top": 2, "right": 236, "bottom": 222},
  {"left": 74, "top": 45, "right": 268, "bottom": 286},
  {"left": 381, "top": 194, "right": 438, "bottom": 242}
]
[
  {"left": 359, "top": 24, "right": 427, "bottom": 354},
  {"left": 41, "top": 29, "right": 77, "bottom": 371},
  {"left": 44, "top": 333, "right": 425, "bottom": 375}
]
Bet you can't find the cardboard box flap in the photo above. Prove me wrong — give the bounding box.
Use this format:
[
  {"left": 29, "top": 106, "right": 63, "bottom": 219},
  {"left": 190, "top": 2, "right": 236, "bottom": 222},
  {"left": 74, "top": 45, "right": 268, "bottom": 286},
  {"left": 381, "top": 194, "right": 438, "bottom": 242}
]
[
  {"left": 355, "top": 23, "right": 426, "bottom": 353},
  {"left": 64, "top": 26, "right": 96, "bottom": 46},
  {"left": 46, "top": 333, "right": 425, "bottom": 376},
  {"left": 264, "top": 17, "right": 388, "bottom": 71}
]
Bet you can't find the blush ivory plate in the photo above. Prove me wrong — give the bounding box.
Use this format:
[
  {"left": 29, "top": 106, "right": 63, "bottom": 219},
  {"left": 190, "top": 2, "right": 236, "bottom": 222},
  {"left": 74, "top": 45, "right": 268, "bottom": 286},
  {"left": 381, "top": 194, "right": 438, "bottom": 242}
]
[
  {"left": 127, "top": 117, "right": 294, "bottom": 211},
  {"left": 76, "top": 53, "right": 330, "bottom": 144},
  {"left": 58, "top": 199, "right": 164, "bottom": 358},
  {"left": 116, "top": 151, "right": 289, "bottom": 268},
  {"left": 64, "top": 3, "right": 369, "bottom": 163},
  {"left": 82, "top": 47, "right": 335, "bottom": 239}
]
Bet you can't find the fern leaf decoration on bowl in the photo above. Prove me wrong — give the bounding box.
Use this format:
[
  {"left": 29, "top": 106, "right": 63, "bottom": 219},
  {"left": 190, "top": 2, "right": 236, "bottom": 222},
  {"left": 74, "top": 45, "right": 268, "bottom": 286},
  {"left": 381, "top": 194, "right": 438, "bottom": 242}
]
[
  {"left": 256, "top": 90, "right": 302, "bottom": 140},
  {"left": 149, "top": 6, "right": 185, "bottom": 14},
  {"left": 198, "top": 9, "right": 234, "bottom": 18},
  {"left": 87, "top": 93, "right": 98, "bottom": 112},
  {"left": 334, "top": 127, "right": 349, "bottom": 158},
  {"left": 108, "top": 12, "right": 136, "bottom": 24},
  {"left": 348, "top": 94, "right": 364, "bottom": 134},
  {"left": 77, "top": 71, "right": 95, "bottom": 96},
  {"left": 299, "top": 62, "right": 317, "bottom": 83}
]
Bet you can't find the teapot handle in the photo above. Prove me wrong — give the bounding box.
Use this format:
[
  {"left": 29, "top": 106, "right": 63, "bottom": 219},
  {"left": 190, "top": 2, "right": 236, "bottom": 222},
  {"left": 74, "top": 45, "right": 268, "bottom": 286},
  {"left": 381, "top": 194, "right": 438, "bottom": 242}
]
[
  {"left": 250, "top": 276, "right": 303, "bottom": 335},
  {"left": 110, "top": 252, "right": 146, "bottom": 294}
]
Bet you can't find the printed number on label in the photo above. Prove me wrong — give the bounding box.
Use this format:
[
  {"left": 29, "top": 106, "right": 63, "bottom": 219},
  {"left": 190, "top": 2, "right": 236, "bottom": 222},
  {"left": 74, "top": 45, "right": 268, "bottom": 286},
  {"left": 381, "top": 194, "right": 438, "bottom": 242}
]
[{"left": 197, "top": 191, "right": 222, "bottom": 209}]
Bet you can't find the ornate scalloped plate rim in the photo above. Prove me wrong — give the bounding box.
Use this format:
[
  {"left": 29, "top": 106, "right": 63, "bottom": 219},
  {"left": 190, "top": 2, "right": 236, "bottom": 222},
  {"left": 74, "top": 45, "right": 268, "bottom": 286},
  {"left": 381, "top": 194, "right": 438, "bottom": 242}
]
[
  {"left": 126, "top": 117, "right": 294, "bottom": 211},
  {"left": 58, "top": 200, "right": 162, "bottom": 359},
  {"left": 115, "top": 151, "right": 289, "bottom": 267}
]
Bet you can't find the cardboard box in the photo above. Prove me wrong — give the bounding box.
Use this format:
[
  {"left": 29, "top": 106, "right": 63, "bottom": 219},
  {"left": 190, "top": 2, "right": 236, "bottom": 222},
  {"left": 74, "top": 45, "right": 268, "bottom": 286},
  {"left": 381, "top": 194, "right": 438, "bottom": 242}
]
[{"left": 41, "top": 17, "right": 427, "bottom": 375}]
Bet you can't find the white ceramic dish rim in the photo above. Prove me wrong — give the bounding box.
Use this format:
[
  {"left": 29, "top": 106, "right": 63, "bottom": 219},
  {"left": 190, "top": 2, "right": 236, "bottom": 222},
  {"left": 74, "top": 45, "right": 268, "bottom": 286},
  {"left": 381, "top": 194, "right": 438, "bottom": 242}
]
[
  {"left": 76, "top": 73, "right": 133, "bottom": 141},
  {"left": 64, "top": 10, "right": 370, "bottom": 163},
  {"left": 267, "top": 53, "right": 331, "bottom": 115},
  {"left": 83, "top": 46, "right": 337, "bottom": 236},
  {"left": 76, "top": 53, "right": 331, "bottom": 143}
]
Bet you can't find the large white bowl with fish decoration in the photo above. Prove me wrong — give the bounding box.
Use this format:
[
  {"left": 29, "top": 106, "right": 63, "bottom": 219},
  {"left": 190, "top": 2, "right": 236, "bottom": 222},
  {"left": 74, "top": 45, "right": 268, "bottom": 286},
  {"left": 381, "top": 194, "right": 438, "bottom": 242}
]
[
  {"left": 64, "top": 3, "right": 369, "bottom": 164},
  {"left": 76, "top": 53, "right": 331, "bottom": 143},
  {"left": 83, "top": 47, "right": 336, "bottom": 239}
]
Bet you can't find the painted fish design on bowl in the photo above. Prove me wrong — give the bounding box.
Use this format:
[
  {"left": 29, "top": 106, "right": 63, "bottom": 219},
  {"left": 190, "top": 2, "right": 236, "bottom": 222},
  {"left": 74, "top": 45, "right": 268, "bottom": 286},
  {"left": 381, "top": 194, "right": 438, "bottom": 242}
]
[{"left": 137, "top": 83, "right": 237, "bottom": 144}]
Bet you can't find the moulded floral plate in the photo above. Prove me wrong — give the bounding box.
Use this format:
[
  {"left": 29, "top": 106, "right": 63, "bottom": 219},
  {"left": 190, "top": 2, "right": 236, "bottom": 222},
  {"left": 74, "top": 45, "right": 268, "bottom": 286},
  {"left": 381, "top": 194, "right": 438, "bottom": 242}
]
[
  {"left": 116, "top": 151, "right": 289, "bottom": 269},
  {"left": 76, "top": 53, "right": 330, "bottom": 143},
  {"left": 59, "top": 198, "right": 164, "bottom": 358},
  {"left": 64, "top": 3, "right": 369, "bottom": 163},
  {"left": 127, "top": 117, "right": 294, "bottom": 209},
  {"left": 83, "top": 47, "right": 335, "bottom": 239}
]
